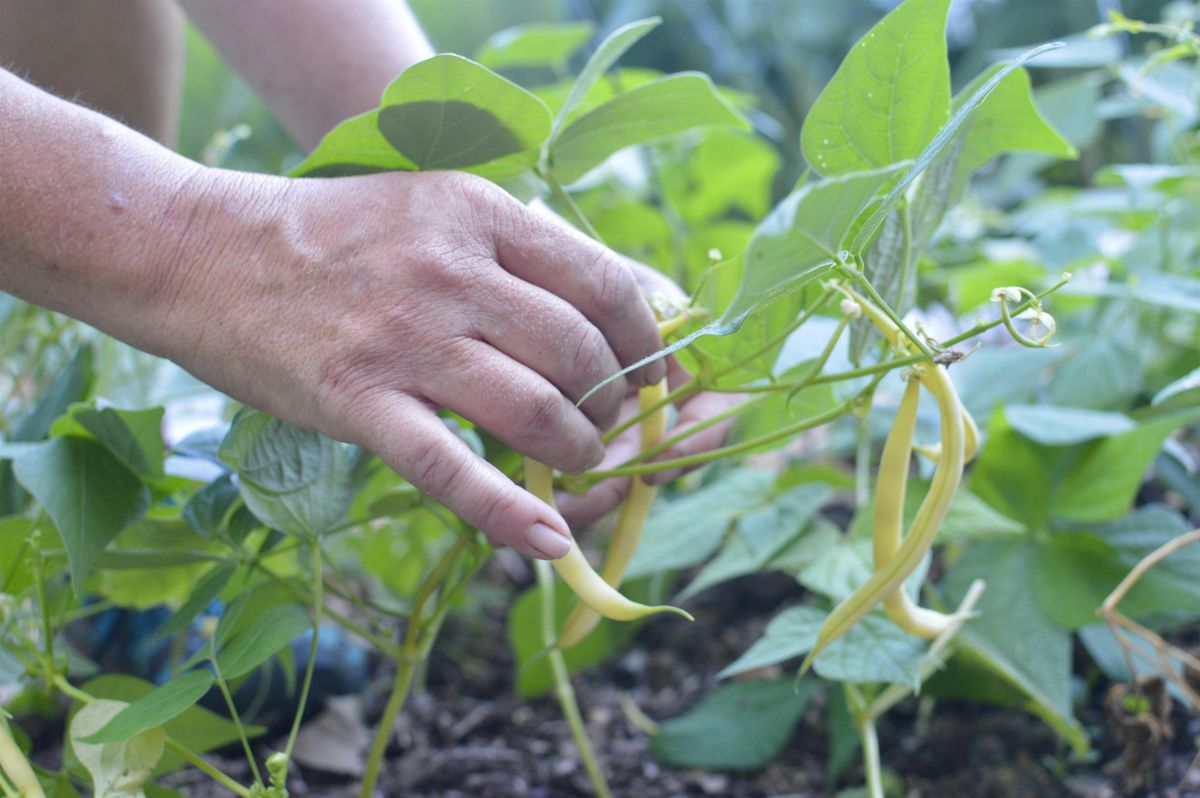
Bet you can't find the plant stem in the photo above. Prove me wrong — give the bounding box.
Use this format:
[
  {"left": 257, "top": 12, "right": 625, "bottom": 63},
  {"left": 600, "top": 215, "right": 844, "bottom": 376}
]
[
  {"left": 583, "top": 396, "right": 859, "bottom": 480},
  {"left": 212, "top": 668, "right": 263, "bottom": 786},
  {"left": 282, "top": 550, "right": 325, "bottom": 767},
  {"left": 360, "top": 535, "right": 469, "bottom": 798},
  {"left": 164, "top": 739, "right": 252, "bottom": 798},
  {"left": 840, "top": 264, "right": 935, "bottom": 361},
  {"left": 535, "top": 560, "right": 612, "bottom": 798},
  {"left": 632, "top": 393, "right": 771, "bottom": 465},
  {"left": 359, "top": 654, "right": 417, "bottom": 798},
  {"left": 601, "top": 380, "right": 700, "bottom": 445},
  {"left": 859, "top": 715, "right": 884, "bottom": 798},
  {"left": 539, "top": 168, "right": 605, "bottom": 244}
]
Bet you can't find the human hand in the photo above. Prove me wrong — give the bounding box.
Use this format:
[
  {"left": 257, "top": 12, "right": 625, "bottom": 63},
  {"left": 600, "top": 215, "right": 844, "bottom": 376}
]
[
  {"left": 554, "top": 262, "right": 744, "bottom": 528},
  {"left": 151, "top": 169, "right": 667, "bottom": 560}
]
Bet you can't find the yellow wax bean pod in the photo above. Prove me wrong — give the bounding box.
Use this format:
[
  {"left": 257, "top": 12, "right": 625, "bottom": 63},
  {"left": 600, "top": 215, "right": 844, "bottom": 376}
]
[
  {"left": 525, "top": 458, "right": 692, "bottom": 625},
  {"left": 873, "top": 376, "right": 955, "bottom": 639},
  {"left": 802, "top": 288, "right": 966, "bottom": 671},
  {"left": 558, "top": 379, "right": 668, "bottom": 649}
]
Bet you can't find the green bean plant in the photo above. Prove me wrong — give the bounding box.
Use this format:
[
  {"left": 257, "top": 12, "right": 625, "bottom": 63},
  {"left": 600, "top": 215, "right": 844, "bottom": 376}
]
[{"left": 2, "top": 0, "right": 1199, "bottom": 796}]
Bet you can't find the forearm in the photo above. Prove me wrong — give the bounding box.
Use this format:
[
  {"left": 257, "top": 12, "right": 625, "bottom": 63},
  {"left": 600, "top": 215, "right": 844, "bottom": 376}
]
[
  {"left": 179, "top": 0, "right": 435, "bottom": 151},
  {"left": 0, "top": 68, "right": 231, "bottom": 357}
]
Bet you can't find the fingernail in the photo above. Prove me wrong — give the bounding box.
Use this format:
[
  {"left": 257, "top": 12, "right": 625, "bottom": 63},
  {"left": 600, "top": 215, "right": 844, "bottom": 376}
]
[{"left": 526, "top": 522, "right": 572, "bottom": 560}]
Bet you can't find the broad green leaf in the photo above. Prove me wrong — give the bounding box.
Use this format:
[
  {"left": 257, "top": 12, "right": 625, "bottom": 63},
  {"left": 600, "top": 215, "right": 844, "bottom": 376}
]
[
  {"left": 290, "top": 110, "right": 415, "bottom": 177},
  {"left": 852, "top": 43, "right": 1063, "bottom": 251},
  {"left": 156, "top": 563, "right": 236, "bottom": 640},
  {"left": 664, "top": 130, "right": 780, "bottom": 227},
  {"left": 813, "top": 612, "right": 925, "bottom": 687},
  {"left": 801, "top": 0, "right": 951, "bottom": 176},
  {"left": 942, "top": 538, "right": 1082, "bottom": 745},
  {"left": 10, "top": 346, "right": 94, "bottom": 443},
  {"left": 937, "top": 488, "right": 1025, "bottom": 542},
  {"left": 794, "top": 529, "right": 872, "bottom": 602},
  {"left": 377, "top": 56, "right": 549, "bottom": 175},
  {"left": 550, "top": 72, "right": 748, "bottom": 184},
  {"left": 969, "top": 408, "right": 1058, "bottom": 532},
  {"left": 81, "top": 674, "right": 263, "bottom": 774},
  {"left": 954, "top": 66, "right": 1076, "bottom": 175},
  {"left": 294, "top": 55, "right": 551, "bottom": 180},
  {"left": 476, "top": 22, "right": 594, "bottom": 70},
  {"left": 651, "top": 679, "right": 815, "bottom": 771},
  {"left": 1152, "top": 367, "right": 1200, "bottom": 408},
  {"left": 626, "top": 469, "right": 774, "bottom": 579},
  {"left": 52, "top": 405, "right": 166, "bottom": 481},
  {"left": 849, "top": 205, "right": 909, "bottom": 362},
  {"left": 0, "top": 516, "right": 37, "bottom": 594},
  {"left": 13, "top": 438, "right": 149, "bottom": 592},
  {"left": 724, "top": 165, "right": 903, "bottom": 324},
  {"left": 1047, "top": 339, "right": 1143, "bottom": 411},
  {"left": 1065, "top": 271, "right": 1200, "bottom": 314},
  {"left": 219, "top": 409, "right": 357, "bottom": 537},
  {"left": 215, "top": 602, "right": 311, "bottom": 680},
  {"left": 576, "top": 166, "right": 901, "bottom": 405},
  {"left": 721, "top": 597, "right": 925, "bottom": 689},
  {"left": 1032, "top": 521, "right": 1200, "bottom": 629},
  {"left": 96, "top": 520, "right": 220, "bottom": 610},
  {"left": 719, "top": 605, "right": 824, "bottom": 679},
  {"left": 1054, "top": 409, "right": 1200, "bottom": 525},
  {"left": 507, "top": 578, "right": 632, "bottom": 698},
  {"left": 1005, "top": 404, "right": 1134, "bottom": 446},
  {"left": 181, "top": 474, "right": 239, "bottom": 538},
  {"left": 679, "top": 484, "right": 830, "bottom": 600},
  {"left": 70, "top": 700, "right": 164, "bottom": 798},
  {"left": 80, "top": 671, "right": 215, "bottom": 745},
  {"left": 552, "top": 17, "right": 660, "bottom": 138}
]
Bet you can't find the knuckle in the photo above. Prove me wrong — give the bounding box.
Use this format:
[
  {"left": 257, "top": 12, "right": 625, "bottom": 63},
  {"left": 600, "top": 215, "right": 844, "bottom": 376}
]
[
  {"left": 517, "top": 388, "right": 566, "bottom": 441},
  {"left": 406, "top": 434, "right": 467, "bottom": 498},
  {"left": 588, "top": 252, "right": 637, "bottom": 323},
  {"left": 570, "top": 323, "right": 610, "bottom": 383}
]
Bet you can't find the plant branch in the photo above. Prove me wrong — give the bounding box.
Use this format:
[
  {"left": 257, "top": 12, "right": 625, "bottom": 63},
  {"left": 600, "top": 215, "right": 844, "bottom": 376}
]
[{"left": 535, "top": 559, "right": 612, "bottom": 798}]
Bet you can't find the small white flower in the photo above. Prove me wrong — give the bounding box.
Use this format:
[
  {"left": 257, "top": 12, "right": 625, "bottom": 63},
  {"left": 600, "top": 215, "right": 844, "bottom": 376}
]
[
  {"left": 1017, "top": 307, "right": 1057, "bottom": 342},
  {"left": 990, "top": 286, "right": 1022, "bottom": 303},
  {"left": 840, "top": 298, "right": 863, "bottom": 319},
  {"left": 706, "top": 248, "right": 723, "bottom": 262}
]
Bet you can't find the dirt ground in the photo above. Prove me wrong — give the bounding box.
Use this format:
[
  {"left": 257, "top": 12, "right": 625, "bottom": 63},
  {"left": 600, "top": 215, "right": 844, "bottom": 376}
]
[{"left": 146, "top": 567, "right": 1200, "bottom": 798}]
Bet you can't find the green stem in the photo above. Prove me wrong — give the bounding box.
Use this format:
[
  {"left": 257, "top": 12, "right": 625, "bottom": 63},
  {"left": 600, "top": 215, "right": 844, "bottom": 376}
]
[
  {"left": 282, "top": 550, "right": 325, "bottom": 767},
  {"left": 859, "top": 716, "right": 884, "bottom": 798},
  {"left": 786, "top": 314, "right": 849, "bottom": 407},
  {"left": 29, "top": 530, "right": 54, "bottom": 682},
  {"left": 359, "top": 654, "right": 417, "bottom": 798},
  {"left": 940, "top": 272, "right": 1072, "bottom": 348},
  {"left": 360, "top": 535, "right": 469, "bottom": 798},
  {"left": 164, "top": 739, "right": 253, "bottom": 798},
  {"left": 632, "top": 393, "right": 772, "bottom": 465},
  {"left": 600, "top": 380, "right": 700, "bottom": 445},
  {"left": 839, "top": 264, "right": 935, "bottom": 360},
  {"left": 535, "top": 560, "right": 612, "bottom": 798},
  {"left": 212, "top": 668, "right": 263, "bottom": 786},
  {"left": 539, "top": 168, "right": 604, "bottom": 244},
  {"left": 583, "top": 394, "right": 861, "bottom": 481}
]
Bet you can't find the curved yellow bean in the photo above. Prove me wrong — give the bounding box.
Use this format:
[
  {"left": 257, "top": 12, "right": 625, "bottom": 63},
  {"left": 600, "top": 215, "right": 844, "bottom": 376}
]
[
  {"left": 802, "top": 288, "right": 965, "bottom": 670},
  {"left": 871, "top": 377, "right": 953, "bottom": 638},
  {"left": 558, "top": 380, "right": 668, "bottom": 649},
  {"left": 525, "top": 458, "right": 692, "bottom": 625}
]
